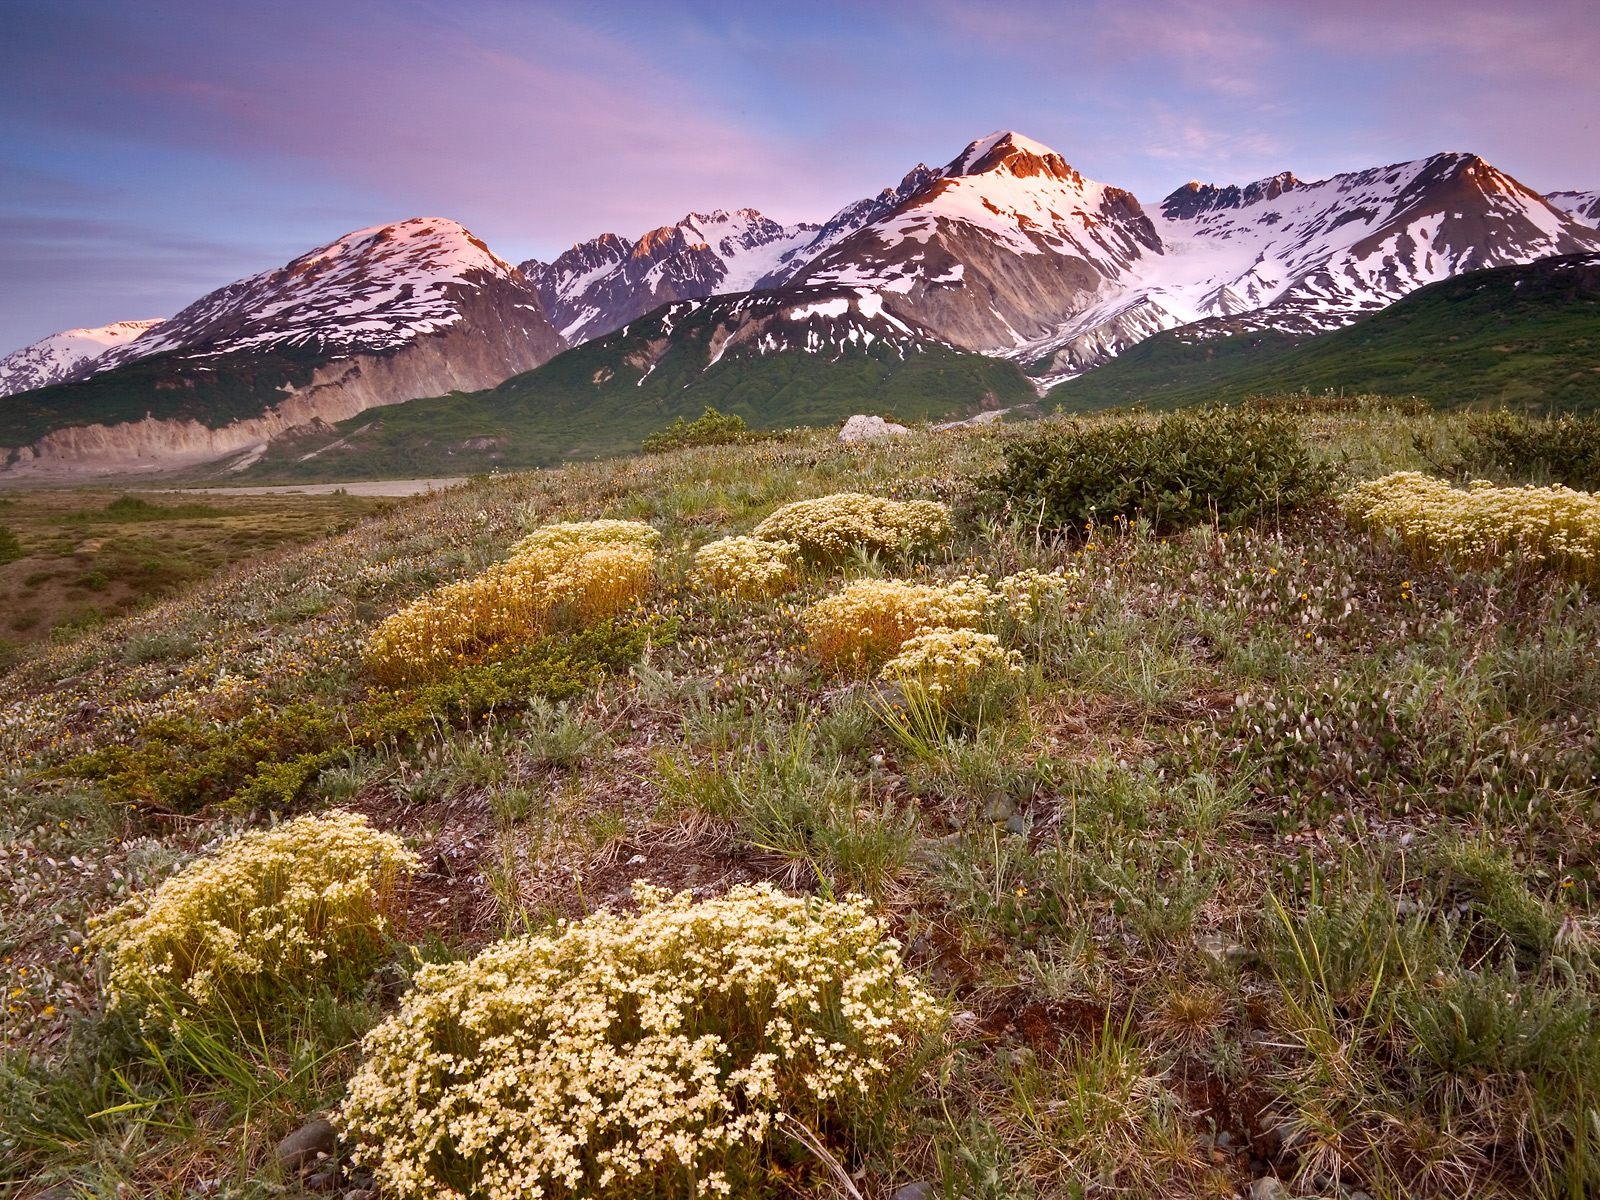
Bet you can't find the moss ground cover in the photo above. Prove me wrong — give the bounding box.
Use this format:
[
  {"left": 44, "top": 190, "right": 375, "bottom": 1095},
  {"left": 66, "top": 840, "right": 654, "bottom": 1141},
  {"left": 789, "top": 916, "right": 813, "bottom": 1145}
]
[{"left": 4, "top": 406, "right": 1600, "bottom": 1199}]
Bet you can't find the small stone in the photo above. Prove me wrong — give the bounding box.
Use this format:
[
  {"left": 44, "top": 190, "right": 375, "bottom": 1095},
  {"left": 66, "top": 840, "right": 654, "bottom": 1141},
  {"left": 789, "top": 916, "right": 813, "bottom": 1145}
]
[
  {"left": 275, "top": 1117, "right": 338, "bottom": 1174},
  {"left": 891, "top": 1182, "right": 934, "bottom": 1200},
  {"left": 305, "top": 1169, "right": 340, "bottom": 1192},
  {"left": 982, "top": 795, "right": 1017, "bottom": 823},
  {"left": 1248, "top": 1177, "right": 1291, "bottom": 1200},
  {"left": 1004, "top": 814, "right": 1027, "bottom": 836},
  {"left": 839, "top": 414, "right": 911, "bottom": 443},
  {"left": 343, "top": 1191, "right": 377, "bottom": 1200}
]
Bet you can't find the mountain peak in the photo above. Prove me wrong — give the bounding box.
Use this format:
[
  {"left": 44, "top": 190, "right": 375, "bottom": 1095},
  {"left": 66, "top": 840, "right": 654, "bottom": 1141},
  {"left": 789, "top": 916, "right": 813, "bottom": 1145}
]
[
  {"left": 949, "top": 131, "right": 1081, "bottom": 184},
  {"left": 1161, "top": 171, "right": 1304, "bottom": 219}
]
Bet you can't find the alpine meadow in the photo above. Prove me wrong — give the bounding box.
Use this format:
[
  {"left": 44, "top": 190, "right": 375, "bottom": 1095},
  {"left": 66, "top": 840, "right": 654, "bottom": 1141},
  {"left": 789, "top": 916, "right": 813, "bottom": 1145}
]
[{"left": 2, "top": 3, "right": 1599, "bottom": 1200}]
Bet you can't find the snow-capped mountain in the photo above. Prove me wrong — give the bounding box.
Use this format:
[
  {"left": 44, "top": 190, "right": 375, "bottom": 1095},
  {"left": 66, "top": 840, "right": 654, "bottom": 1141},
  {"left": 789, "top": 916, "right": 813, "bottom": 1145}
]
[
  {"left": 1548, "top": 190, "right": 1600, "bottom": 229},
  {"left": 92, "top": 217, "right": 558, "bottom": 374},
  {"left": 2, "top": 217, "right": 565, "bottom": 475},
  {"left": 0, "top": 319, "right": 163, "bottom": 398},
  {"left": 1024, "top": 151, "right": 1600, "bottom": 378},
  {"left": 770, "top": 133, "right": 1597, "bottom": 381},
  {"left": 519, "top": 209, "right": 821, "bottom": 344},
  {"left": 794, "top": 132, "right": 1163, "bottom": 355}
]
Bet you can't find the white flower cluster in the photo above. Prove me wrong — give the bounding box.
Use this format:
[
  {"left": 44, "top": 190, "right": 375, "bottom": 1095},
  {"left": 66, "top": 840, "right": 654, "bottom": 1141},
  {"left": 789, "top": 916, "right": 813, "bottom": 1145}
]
[
  {"left": 881, "top": 628, "right": 1023, "bottom": 697},
  {"left": 752, "top": 492, "right": 952, "bottom": 562},
  {"left": 690, "top": 536, "right": 801, "bottom": 599},
  {"left": 338, "top": 883, "right": 941, "bottom": 1200},
  {"left": 90, "top": 810, "right": 419, "bottom": 1020},
  {"left": 1343, "top": 471, "right": 1600, "bottom": 579}
]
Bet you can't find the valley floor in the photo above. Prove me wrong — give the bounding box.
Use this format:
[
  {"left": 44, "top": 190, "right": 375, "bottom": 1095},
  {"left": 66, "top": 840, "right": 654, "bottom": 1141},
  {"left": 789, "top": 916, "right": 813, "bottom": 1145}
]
[{"left": 3, "top": 409, "right": 1598, "bottom": 1199}]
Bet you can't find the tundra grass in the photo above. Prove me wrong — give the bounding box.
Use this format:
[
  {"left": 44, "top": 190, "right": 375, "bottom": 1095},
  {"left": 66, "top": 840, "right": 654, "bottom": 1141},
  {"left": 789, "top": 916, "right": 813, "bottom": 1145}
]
[{"left": 3, "top": 410, "right": 1599, "bottom": 1198}]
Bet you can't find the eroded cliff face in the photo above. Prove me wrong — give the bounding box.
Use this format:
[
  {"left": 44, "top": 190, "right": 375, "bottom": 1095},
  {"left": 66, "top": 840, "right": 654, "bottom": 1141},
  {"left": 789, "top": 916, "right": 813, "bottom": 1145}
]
[{"left": 1, "top": 286, "right": 564, "bottom": 476}]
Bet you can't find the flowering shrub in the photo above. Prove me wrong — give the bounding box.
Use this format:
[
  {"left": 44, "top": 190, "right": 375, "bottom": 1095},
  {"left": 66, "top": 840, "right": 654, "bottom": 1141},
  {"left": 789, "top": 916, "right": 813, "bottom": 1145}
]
[
  {"left": 752, "top": 493, "right": 951, "bottom": 562},
  {"left": 91, "top": 810, "right": 418, "bottom": 1021},
  {"left": 508, "top": 520, "right": 662, "bottom": 558},
  {"left": 365, "top": 523, "right": 657, "bottom": 683},
  {"left": 690, "top": 535, "right": 800, "bottom": 599},
  {"left": 338, "top": 883, "right": 941, "bottom": 1200},
  {"left": 1343, "top": 471, "right": 1600, "bottom": 580},
  {"left": 803, "top": 577, "right": 992, "bottom": 673},
  {"left": 993, "top": 568, "right": 1076, "bottom": 620},
  {"left": 880, "top": 627, "right": 1022, "bottom": 700}
]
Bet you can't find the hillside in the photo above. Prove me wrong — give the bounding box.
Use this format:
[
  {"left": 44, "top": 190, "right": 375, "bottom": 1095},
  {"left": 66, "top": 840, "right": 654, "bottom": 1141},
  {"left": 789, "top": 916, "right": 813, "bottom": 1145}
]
[
  {"left": 5, "top": 408, "right": 1600, "bottom": 1200},
  {"left": 239, "top": 288, "right": 1036, "bottom": 481},
  {"left": 1053, "top": 253, "right": 1600, "bottom": 412}
]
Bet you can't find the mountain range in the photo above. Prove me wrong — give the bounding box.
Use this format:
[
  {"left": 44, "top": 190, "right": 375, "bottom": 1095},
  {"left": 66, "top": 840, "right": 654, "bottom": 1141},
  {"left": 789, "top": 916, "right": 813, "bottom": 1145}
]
[{"left": 2, "top": 131, "right": 1596, "bottom": 475}]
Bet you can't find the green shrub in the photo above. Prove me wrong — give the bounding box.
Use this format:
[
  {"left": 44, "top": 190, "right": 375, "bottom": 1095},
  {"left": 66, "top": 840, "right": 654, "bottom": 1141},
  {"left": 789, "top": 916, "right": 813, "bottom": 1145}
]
[
  {"left": 981, "top": 407, "right": 1333, "bottom": 534},
  {"left": 0, "top": 524, "right": 22, "bottom": 564},
  {"left": 641, "top": 405, "right": 749, "bottom": 453},
  {"left": 1448, "top": 411, "right": 1600, "bottom": 490}
]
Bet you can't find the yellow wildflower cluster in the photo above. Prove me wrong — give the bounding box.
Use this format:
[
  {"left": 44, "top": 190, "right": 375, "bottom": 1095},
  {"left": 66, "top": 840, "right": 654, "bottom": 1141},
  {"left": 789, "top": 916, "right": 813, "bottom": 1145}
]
[
  {"left": 90, "top": 810, "right": 418, "bottom": 1020},
  {"left": 752, "top": 492, "right": 952, "bottom": 562},
  {"left": 804, "top": 577, "right": 993, "bottom": 673},
  {"left": 338, "top": 883, "right": 941, "bottom": 1200},
  {"left": 881, "top": 628, "right": 1022, "bottom": 697},
  {"left": 364, "top": 521, "right": 658, "bottom": 682},
  {"left": 508, "top": 519, "right": 662, "bottom": 557},
  {"left": 1343, "top": 471, "right": 1600, "bottom": 579},
  {"left": 690, "top": 535, "right": 801, "bottom": 599}
]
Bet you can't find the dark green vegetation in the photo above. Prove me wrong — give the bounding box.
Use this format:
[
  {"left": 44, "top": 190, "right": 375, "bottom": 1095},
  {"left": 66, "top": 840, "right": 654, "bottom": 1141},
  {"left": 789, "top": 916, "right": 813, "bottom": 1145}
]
[
  {"left": 4, "top": 409, "right": 1600, "bottom": 1198},
  {"left": 0, "top": 487, "right": 384, "bottom": 662},
  {"left": 641, "top": 405, "right": 751, "bottom": 453},
  {"left": 1055, "top": 254, "right": 1600, "bottom": 413},
  {"left": 1434, "top": 409, "right": 1600, "bottom": 490},
  {"left": 0, "top": 345, "right": 330, "bottom": 450},
  {"left": 241, "top": 299, "right": 1035, "bottom": 481},
  {"left": 982, "top": 405, "right": 1334, "bottom": 533}
]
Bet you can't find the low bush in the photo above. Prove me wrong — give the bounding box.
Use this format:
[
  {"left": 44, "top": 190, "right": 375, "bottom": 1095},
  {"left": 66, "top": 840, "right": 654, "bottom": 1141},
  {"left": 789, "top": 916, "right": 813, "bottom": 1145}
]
[
  {"left": 803, "top": 577, "right": 992, "bottom": 673},
  {"left": 690, "top": 535, "right": 800, "bottom": 599},
  {"left": 90, "top": 810, "right": 418, "bottom": 1024},
  {"left": 752, "top": 492, "right": 951, "bottom": 563},
  {"left": 1342, "top": 471, "right": 1600, "bottom": 580},
  {"left": 642, "top": 405, "right": 750, "bottom": 453},
  {"left": 1448, "top": 410, "right": 1600, "bottom": 490},
  {"left": 507, "top": 519, "right": 662, "bottom": 558},
  {"left": 982, "top": 407, "right": 1333, "bottom": 534},
  {"left": 338, "top": 883, "right": 941, "bottom": 1200}
]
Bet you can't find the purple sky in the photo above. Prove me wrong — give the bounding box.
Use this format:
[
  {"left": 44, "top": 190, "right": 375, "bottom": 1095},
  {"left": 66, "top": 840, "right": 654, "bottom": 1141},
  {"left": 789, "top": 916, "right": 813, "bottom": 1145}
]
[{"left": 2, "top": 0, "right": 1596, "bottom": 353}]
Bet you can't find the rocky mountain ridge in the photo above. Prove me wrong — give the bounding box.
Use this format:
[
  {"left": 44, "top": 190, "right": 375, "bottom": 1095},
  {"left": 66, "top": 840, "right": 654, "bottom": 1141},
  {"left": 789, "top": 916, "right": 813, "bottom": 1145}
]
[{"left": 0, "top": 319, "right": 164, "bottom": 399}]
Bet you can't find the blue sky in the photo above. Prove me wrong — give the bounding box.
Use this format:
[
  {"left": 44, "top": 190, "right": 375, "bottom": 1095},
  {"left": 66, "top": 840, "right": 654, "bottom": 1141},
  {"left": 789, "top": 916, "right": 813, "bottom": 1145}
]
[{"left": 2, "top": 0, "right": 1595, "bottom": 352}]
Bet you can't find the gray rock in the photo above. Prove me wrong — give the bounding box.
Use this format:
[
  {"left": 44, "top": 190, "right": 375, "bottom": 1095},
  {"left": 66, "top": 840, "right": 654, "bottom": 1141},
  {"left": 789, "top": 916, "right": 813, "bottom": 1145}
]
[
  {"left": 343, "top": 1191, "right": 378, "bottom": 1200},
  {"left": 839, "top": 414, "right": 911, "bottom": 443},
  {"left": 891, "top": 1184, "right": 934, "bottom": 1200},
  {"left": 932, "top": 408, "right": 1009, "bottom": 432},
  {"left": 1004, "top": 814, "right": 1028, "bottom": 836},
  {"left": 305, "top": 1168, "right": 340, "bottom": 1192},
  {"left": 1248, "top": 1177, "right": 1291, "bottom": 1200},
  {"left": 982, "top": 795, "right": 1017, "bottom": 823},
  {"left": 276, "top": 1116, "right": 338, "bottom": 1174}
]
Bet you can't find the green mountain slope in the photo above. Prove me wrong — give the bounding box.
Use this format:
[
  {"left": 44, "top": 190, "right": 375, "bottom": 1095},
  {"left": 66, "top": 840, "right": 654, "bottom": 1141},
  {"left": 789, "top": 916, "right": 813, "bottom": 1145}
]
[
  {"left": 1053, "top": 253, "right": 1600, "bottom": 414},
  {"left": 243, "top": 290, "right": 1036, "bottom": 481}
]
